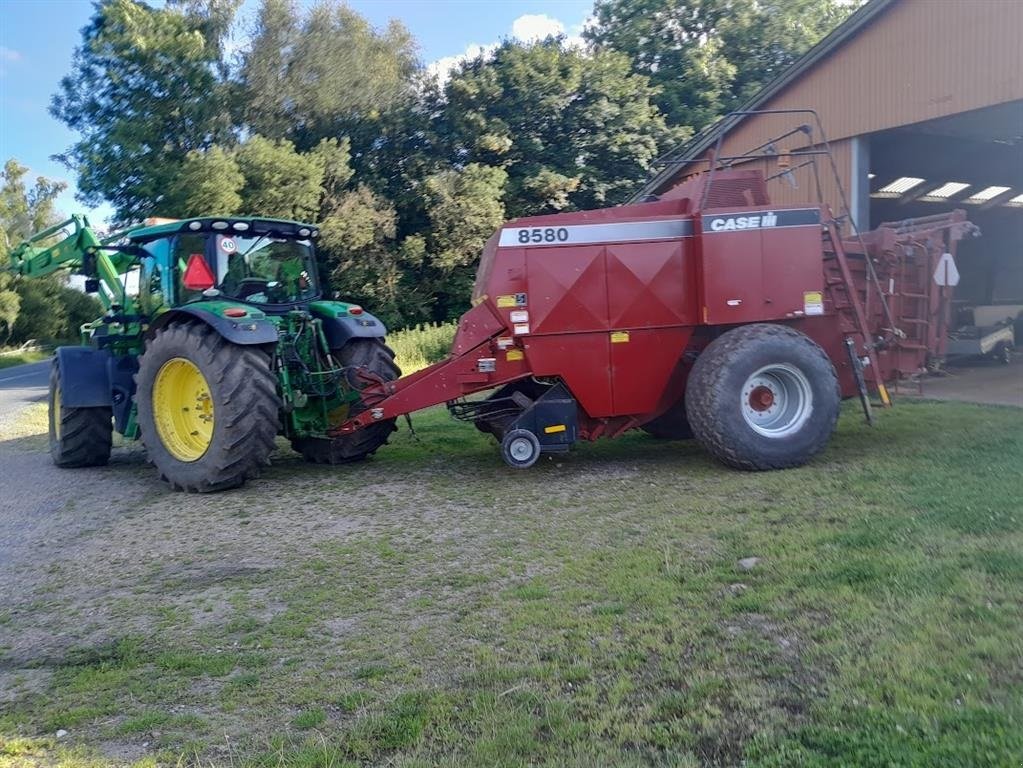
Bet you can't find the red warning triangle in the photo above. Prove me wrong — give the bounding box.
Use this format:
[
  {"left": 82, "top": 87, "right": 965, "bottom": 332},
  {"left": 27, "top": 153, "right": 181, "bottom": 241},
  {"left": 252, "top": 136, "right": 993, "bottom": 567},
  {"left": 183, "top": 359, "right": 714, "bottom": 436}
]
[{"left": 183, "top": 253, "right": 216, "bottom": 290}]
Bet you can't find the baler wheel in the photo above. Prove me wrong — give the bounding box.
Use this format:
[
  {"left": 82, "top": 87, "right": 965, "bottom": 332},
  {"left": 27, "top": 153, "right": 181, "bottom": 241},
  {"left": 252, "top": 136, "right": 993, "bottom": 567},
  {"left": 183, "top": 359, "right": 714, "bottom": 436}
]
[
  {"left": 686, "top": 324, "right": 839, "bottom": 470},
  {"left": 500, "top": 428, "right": 541, "bottom": 469},
  {"left": 291, "top": 338, "right": 401, "bottom": 465},
  {"left": 640, "top": 396, "right": 693, "bottom": 440},
  {"left": 48, "top": 358, "right": 112, "bottom": 468},
  {"left": 136, "top": 321, "right": 280, "bottom": 492}
]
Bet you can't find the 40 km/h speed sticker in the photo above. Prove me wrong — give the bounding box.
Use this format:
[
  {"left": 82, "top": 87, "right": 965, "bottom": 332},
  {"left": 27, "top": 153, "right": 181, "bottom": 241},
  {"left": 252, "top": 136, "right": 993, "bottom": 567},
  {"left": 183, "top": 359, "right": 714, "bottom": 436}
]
[{"left": 220, "top": 237, "right": 237, "bottom": 253}]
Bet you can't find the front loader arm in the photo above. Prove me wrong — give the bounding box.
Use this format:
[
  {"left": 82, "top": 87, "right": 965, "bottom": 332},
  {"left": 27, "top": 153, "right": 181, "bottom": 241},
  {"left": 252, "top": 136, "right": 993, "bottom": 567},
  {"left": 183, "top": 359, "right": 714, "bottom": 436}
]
[{"left": 7, "top": 214, "right": 136, "bottom": 313}]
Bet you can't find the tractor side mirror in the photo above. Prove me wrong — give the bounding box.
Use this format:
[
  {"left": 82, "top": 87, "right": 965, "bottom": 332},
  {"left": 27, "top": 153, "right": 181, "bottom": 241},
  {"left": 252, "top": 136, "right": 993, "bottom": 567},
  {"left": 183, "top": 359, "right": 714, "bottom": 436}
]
[{"left": 84, "top": 278, "right": 100, "bottom": 294}]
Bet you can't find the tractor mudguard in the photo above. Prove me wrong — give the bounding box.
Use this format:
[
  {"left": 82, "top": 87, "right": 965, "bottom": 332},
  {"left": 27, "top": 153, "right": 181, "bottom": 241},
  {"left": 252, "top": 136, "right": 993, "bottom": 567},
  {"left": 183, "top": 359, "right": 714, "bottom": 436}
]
[
  {"left": 55, "top": 347, "right": 112, "bottom": 407},
  {"left": 54, "top": 347, "right": 138, "bottom": 432},
  {"left": 147, "top": 306, "right": 279, "bottom": 346},
  {"left": 309, "top": 302, "right": 387, "bottom": 348}
]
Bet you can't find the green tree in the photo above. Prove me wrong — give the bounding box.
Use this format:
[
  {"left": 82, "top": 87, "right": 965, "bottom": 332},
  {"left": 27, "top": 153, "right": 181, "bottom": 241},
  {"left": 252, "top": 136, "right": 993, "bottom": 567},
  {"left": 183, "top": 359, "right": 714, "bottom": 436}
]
[
  {"left": 234, "top": 136, "right": 325, "bottom": 220},
  {"left": 0, "top": 159, "right": 67, "bottom": 246},
  {"left": 585, "top": 0, "right": 855, "bottom": 132},
  {"left": 1, "top": 160, "right": 69, "bottom": 342},
  {"left": 318, "top": 185, "right": 423, "bottom": 326},
  {"left": 51, "top": 0, "right": 235, "bottom": 223},
  {"left": 0, "top": 274, "right": 19, "bottom": 345},
  {"left": 8, "top": 277, "right": 100, "bottom": 345},
  {"left": 418, "top": 163, "right": 507, "bottom": 318},
  {"left": 241, "top": 0, "right": 419, "bottom": 152},
  {"left": 164, "top": 146, "right": 244, "bottom": 217},
  {"left": 10, "top": 278, "right": 67, "bottom": 344},
  {"left": 442, "top": 39, "right": 673, "bottom": 217}
]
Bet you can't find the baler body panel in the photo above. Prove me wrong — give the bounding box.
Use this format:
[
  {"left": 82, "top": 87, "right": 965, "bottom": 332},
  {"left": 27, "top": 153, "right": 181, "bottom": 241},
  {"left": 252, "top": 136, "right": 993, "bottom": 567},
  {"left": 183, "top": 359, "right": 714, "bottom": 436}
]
[{"left": 697, "top": 206, "right": 825, "bottom": 325}]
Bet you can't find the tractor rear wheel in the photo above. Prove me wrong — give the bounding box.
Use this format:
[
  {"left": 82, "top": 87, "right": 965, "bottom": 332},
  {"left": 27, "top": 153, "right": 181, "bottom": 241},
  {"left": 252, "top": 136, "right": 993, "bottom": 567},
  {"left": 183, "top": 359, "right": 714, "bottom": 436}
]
[
  {"left": 640, "top": 395, "right": 693, "bottom": 440},
  {"left": 686, "top": 324, "right": 839, "bottom": 470},
  {"left": 48, "top": 359, "right": 112, "bottom": 468},
  {"left": 136, "top": 322, "right": 280, "bottom": 492},
  {"left": 291, "top": 338, "right": 401, "bottom": 465}
]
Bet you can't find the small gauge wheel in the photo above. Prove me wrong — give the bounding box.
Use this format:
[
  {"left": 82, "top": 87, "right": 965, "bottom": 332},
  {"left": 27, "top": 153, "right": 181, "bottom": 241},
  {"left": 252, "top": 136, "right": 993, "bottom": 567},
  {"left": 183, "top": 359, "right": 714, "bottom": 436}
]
[{"left": 500, "top": 428, "right": 541, "bottom": 469}]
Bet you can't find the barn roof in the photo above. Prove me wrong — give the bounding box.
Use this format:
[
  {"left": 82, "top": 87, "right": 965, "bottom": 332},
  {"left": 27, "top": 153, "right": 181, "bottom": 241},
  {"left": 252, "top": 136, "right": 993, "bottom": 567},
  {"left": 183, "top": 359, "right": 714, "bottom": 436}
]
[{"left": 633, "top": 0, "right": 898, "bottom": 201}]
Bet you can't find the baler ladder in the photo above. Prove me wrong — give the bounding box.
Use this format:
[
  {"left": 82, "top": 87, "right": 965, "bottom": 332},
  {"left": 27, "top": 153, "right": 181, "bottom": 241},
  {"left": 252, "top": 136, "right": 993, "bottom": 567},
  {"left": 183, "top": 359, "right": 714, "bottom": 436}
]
[{"left": 823, "top": 219, "right": 892, "bottom": 412}]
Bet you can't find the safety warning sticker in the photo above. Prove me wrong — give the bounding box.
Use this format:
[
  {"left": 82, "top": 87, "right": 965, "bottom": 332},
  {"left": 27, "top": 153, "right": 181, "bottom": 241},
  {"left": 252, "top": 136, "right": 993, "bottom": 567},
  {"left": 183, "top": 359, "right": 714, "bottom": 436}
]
[
  {"left": 506, "top": 349, "right": 524, "bottom": 361},
  {"left": 610, "top": 331, "right": 630, "bottom": 343},
  {"left": 803, "top": 291, "right": 824, "bottom": 316}
]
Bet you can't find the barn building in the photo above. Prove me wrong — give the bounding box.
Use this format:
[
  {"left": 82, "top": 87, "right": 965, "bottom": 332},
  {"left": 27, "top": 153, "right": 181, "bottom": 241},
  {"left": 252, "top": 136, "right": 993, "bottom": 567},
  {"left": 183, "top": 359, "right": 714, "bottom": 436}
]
[{"left": 638, "top": 0, "right": 1023, "bottom": 314}]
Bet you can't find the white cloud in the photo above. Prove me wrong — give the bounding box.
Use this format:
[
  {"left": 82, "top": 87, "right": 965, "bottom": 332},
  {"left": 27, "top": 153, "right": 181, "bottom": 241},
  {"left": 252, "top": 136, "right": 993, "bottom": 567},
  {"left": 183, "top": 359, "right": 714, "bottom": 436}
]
[
  {"left": 511, "top": 14, "right": 564, "bottom": 43},
  {"left": 428, "top": 13, "right": 591, "bottom": 84},
  {"left": 426, "top": 42, "right": 499, "bottom": 84},
  {"left": 0, "top": 46, "right": 22, "bottom": 63}
]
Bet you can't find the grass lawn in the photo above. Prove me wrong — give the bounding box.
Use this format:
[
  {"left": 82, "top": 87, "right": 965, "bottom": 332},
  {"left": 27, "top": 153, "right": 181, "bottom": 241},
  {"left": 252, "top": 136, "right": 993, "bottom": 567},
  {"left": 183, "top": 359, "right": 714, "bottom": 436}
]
[
  {"left": 0, "top": 350, "right": 48, "bottom": 370},
  {"left": 1, "top": 399, "right": 1021, "bottom": 767}
]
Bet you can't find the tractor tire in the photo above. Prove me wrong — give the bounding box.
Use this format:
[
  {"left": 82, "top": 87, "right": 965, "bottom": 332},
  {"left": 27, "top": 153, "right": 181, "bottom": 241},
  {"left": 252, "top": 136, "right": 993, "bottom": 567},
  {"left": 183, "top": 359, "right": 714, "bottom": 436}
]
[
  {"left": 135, "top": 321, "right": 280, "bottom": 492},
  {"left": 48, "top": 358, "right": 112, "bottom": 468},
  {"left": 640, "top": 396, "right": 693, "bottom": 440},
  {"left": 685, "top": 324, "right": 840, "bottom": 471},
  {"left": 291, "top": 338, "right": 401, "bottom": 465}
]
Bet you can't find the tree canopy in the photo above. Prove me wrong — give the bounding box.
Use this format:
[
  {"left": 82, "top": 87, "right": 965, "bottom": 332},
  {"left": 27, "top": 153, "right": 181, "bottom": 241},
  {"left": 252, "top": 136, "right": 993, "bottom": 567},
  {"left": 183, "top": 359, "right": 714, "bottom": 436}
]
[
  {"left": 585, "top": 0, "right": 853, "bottom": 132},
  {"left": 0, "top": 161, "right": 100, "bottom": 344},
  {"left": 45, "top": 0, "right": 854, "bottom": 327}
]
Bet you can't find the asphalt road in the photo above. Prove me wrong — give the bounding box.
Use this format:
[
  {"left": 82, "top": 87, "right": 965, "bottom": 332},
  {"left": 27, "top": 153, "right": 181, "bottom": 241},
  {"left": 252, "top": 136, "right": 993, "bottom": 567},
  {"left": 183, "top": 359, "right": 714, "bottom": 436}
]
[{"left": 0, "top": 360, "right": 50, "bottom": 420}]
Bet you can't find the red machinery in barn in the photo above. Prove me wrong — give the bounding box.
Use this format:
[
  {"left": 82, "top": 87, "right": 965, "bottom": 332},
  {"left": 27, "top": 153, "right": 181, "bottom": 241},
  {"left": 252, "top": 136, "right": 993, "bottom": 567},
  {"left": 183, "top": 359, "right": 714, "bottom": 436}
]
[{"left": 336, "top": 115, "right": 978, "bottom": 470}]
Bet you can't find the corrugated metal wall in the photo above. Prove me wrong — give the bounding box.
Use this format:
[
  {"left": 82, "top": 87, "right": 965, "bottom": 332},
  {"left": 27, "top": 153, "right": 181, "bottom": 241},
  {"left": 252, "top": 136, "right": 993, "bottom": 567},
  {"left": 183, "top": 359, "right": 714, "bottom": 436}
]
[{"left": 700, "top": 0, "right": 1023, "bottom": 215}]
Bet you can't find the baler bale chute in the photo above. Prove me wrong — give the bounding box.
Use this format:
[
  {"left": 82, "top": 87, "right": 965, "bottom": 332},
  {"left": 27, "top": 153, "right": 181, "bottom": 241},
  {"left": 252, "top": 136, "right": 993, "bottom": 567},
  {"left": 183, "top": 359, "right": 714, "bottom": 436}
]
[{"left": 334, "top": 112, "right": 979, "bottom": 470}]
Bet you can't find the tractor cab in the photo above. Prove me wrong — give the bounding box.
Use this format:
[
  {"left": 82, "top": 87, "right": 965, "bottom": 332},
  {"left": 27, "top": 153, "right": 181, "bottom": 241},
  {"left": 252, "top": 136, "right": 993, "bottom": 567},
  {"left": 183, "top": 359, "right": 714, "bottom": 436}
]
[{"left": 126, "top": 217, "right": 324, "bottom": 314}]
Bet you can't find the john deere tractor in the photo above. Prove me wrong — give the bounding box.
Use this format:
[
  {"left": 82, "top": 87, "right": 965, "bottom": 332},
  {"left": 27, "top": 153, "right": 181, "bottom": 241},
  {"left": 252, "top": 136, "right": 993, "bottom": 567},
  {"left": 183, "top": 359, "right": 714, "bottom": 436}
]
[{"left": 8, "top": 214, "right": 399, "bottom": 492}]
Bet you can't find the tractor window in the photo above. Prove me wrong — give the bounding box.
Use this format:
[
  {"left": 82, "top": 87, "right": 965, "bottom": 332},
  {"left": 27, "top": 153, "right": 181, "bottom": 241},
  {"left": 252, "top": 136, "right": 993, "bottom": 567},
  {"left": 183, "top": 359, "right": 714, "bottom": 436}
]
[
  {"left": 173, "top": 233, "right": 209, "bottom": 303},
  {"left": 215, "top": 235, "right": 319, "bottom": 305}
]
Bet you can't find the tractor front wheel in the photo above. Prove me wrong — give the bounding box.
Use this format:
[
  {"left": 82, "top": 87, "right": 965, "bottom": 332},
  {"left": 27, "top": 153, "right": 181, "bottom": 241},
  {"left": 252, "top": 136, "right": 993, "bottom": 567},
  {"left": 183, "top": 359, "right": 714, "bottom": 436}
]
[
  {"left": 136, "top": 322, "right": 280, "bottom": 492},
  {"left": 686, "top": 324, "right": 840, "bottom": 470},
  {"left": 290, "top": 338, "right": 401, "bottom": 465},
  {"left": 48, "top": 358, "right": 112, "bottom": 468}
]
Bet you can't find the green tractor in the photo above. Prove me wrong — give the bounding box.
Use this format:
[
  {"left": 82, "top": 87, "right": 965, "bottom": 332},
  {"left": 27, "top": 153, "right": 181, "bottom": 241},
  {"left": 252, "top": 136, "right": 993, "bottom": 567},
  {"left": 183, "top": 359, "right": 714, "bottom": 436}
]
[{"left": 8, "top": 214, "right": 400, "bottom": 491}]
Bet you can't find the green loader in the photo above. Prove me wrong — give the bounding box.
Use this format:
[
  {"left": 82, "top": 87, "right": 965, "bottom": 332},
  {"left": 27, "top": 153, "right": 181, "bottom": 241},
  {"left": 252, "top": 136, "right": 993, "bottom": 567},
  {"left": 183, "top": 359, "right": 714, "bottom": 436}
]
[{"left": 8, "top": 214, "right": 400, "bottom": 491}]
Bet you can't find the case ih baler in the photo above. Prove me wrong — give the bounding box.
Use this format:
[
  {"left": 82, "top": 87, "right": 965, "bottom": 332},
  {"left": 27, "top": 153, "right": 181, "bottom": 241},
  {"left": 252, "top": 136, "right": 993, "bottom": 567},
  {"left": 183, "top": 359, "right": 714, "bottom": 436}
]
[{"left": 336, "top": 166, "right": 977, "bottom": 471}]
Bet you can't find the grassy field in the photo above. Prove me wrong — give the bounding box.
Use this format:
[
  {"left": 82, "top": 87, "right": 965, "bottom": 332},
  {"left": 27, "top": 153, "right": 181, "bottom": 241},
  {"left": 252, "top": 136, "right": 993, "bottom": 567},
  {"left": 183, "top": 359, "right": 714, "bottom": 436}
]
[
  {"left": 387, "top": 323, "right": 457, "bottom": 373},
  {"left": 1, "top": 399, "right": 1021, "bottom": 767},
  {"left": 0, "top": 349, "right": 48, "bottom": 370}
]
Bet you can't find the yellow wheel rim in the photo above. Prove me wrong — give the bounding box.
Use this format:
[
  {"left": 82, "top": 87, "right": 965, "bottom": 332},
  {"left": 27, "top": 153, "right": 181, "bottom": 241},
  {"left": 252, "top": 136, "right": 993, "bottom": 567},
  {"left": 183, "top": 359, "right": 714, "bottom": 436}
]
[
  {"left": 152, "top": 357, "right": 215, "bottom": 462},
  {"left": 53, "top": 382, "right": 62, "bottom": 440}
]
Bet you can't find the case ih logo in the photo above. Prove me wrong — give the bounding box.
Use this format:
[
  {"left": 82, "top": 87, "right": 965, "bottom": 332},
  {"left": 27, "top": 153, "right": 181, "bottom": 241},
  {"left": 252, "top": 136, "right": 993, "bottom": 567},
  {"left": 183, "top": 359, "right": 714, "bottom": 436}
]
[
  {"left": 708, "top": 212, "right": 779, "bottom": 231},
  {"left": 703, "top": 208, "right": 820, "bottom": 233}
]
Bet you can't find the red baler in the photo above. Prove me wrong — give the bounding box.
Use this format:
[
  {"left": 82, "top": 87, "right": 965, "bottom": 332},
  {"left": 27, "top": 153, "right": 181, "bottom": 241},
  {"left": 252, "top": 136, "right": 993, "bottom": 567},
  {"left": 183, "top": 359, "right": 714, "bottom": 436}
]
[{"left": 336, "top": 163, "right": 976, "bottom": 470}]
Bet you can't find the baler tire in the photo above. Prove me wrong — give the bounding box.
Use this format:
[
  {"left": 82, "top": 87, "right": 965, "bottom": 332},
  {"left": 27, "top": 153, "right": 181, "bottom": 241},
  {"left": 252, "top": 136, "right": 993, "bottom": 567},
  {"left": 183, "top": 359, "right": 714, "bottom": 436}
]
[
  {"left": 48, "top": 359, "right": 113, "bottom": 468},
  {"left": 640, "top": 396, "right": 694, "bottom": 440},
  {"left": 135, "top": 321, "right": 280, "bottom": 492},
  {"left": 500, "top": 428, "right": 541, "bottom": 469},
  {"left": 291, "top": 338, "right": 400, "bottom": 465},
  {"left": 686, "top": 324, "right": 839, "bottom": 471}
]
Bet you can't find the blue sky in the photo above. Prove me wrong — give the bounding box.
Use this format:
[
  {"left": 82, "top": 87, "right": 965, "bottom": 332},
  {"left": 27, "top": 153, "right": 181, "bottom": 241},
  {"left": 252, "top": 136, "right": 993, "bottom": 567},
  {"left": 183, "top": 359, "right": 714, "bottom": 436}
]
[{"left": 0, "top": 0, "right": 593, "bottom": 224}]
